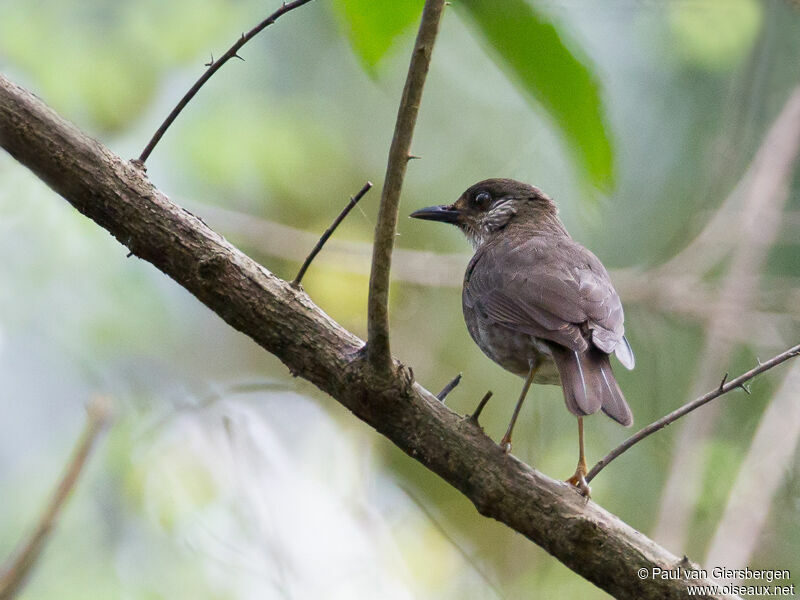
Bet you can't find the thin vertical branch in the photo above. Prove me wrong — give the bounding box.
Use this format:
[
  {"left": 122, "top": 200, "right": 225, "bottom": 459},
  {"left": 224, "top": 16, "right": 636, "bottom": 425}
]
[
  {"left": 366, "top": 0, "right": 446, "bottom": 374},
  {"left": 137, "top": 0, "right": 315, "bottom": 163},
  {"left": 0, "top": 397, "right": 112, "bottom": 600}
]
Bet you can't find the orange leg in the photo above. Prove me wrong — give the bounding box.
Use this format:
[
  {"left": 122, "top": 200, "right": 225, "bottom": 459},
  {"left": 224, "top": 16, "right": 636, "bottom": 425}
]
[{"left": 566, "top": 417, "right": 591, "bottom": 497}]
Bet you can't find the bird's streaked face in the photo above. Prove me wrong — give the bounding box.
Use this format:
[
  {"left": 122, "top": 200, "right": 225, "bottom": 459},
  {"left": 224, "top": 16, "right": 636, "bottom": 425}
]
[{"left": 410, "top": 178, "right": 559, "bottom": 249}]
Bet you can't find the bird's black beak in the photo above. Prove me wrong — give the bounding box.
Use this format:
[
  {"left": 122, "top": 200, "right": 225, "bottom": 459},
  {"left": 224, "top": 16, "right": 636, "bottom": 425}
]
[{"left": 409, "top": 204, "right": 461, "bottom": 224}]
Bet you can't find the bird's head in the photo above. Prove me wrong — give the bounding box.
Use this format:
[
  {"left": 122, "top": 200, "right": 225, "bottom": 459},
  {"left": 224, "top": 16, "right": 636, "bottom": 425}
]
[{"left": 410, "top": 178, "right": 562, "bottom": 248}]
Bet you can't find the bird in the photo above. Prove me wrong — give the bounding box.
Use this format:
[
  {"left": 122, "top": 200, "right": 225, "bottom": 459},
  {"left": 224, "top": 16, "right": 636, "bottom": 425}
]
[{"left": 410, "top": 178, "right": 634, "bottom": 496}]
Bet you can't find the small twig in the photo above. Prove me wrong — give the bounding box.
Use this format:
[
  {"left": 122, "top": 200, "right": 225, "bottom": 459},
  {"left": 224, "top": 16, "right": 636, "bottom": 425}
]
[
  {"left": 291, "top": 182, "right": 372, "bottom": 287},
  {"left": 469, "top": 391, "right": 493, "bottom": 425},
  {"left": 718, "top": 372, "right": 728, "bottom": 391},
  {"left": 366, "top": 0, "right": 446, "bottom": 374},
  {"left": 0, "top": 396, "right": 112, "bottom": 600},
  {"left": 585, "top": 344, "right": 800, "bottom": 483},
  {"left": 704, "top": 361, "right": 800, "bottom": 573},
  {"left": 436, "top": 373, "right": 462, "bottom": 402},
  {"left": 651, "top": 86, "right": 800, "bottom": 548},
  {"left": 137, "top": 0, "right": 315, "bottom": 163}
]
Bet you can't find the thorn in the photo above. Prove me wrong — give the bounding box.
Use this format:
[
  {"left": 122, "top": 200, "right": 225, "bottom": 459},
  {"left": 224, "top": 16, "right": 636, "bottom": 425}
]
[
  {"left": 468, "top": 391, "right": 493, "bottom": 425},
  {"left": 718, "top": 372, "right": 728, "bottom": 391},
  {"left": 756, "top": 356, "right": 763, "bottom": 366},
  {"left": 739, "top": 383, "right": 752, "bottom": 395},
  {"left": 233, "top": 53, "right": 245, "bottom": 62},
  {"left": 436, "top": 373, "right": 462, "bottom": 403},
  {"left": 407, "top": 154, "right": 421, "bottom": 161},
  {"left": 205, "top": 53, "right": 214, "bottom": 67}
]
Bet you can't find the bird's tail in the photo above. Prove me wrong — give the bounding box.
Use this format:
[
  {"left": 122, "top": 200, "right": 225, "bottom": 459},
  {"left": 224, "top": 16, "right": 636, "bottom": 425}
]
[{"left": 550, "top": 347, "right": 633, "bottom": 426}]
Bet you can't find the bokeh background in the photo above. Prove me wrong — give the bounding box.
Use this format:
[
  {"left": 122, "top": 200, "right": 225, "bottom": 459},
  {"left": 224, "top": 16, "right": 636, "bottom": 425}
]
[{"left": 2, "top": 0, "right": 800, "bottom": 598}]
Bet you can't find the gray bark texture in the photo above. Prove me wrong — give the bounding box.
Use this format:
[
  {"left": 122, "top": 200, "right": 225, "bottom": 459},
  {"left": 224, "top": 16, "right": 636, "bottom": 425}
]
[{"left": 0, "top": 73, "right": 735, "bottom": 600}]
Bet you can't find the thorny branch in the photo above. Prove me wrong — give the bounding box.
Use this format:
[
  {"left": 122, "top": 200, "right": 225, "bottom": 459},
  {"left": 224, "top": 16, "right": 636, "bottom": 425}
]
[
  {"left": 652, "top": 83, "right": 800, "bottom": 549},
  {"left": 137, "top": 0, "right": 315, "bottom": 163},
  {"left": 585, "top": 344, "right": 800, "bottom": 483},
  {"left": 366, "top": 0, "right": 446, "bottom": 374}
]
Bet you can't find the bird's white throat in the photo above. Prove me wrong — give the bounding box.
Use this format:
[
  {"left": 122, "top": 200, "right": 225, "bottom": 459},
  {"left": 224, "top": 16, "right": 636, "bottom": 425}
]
[{"left": 465, "top": 198, "right": 518, "bottom": 249}]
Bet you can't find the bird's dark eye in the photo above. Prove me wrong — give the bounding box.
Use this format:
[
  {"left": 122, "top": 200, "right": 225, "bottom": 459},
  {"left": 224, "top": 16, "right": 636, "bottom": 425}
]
[{"left": 474, "top": 192, "right": 491, "bottom": 206}]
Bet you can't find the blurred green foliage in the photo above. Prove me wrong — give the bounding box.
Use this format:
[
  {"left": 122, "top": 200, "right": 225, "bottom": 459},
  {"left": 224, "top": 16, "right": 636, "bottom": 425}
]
[
  {"left": 457, "top": 0, "right": 614, "bottom": 191},
  {"left": 333, "top": 0, "right": 614, "bottom": 190},
  {"left": 668, "top": 0, "right": 763, "bottom": 71},
  {"left": 0, "top": 0, "right": 241, "bottom": 132},
  {"left": 332, "top": 0, "right": 424, "bottom": 73}
]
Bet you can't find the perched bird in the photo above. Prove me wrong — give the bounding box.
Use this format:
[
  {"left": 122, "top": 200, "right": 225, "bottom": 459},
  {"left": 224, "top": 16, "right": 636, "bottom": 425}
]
[{"left": 410, "top": 178, "right": 634, "bottom": 495}]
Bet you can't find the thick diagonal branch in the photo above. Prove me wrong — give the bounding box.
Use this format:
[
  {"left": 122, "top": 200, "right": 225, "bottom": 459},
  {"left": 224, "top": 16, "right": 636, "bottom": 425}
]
[
  {"left": 367, "top": 0, "right": 445, "bottom": 374},
  {"left": 0, "top": 73, "right": 735, "bottom": 600}
]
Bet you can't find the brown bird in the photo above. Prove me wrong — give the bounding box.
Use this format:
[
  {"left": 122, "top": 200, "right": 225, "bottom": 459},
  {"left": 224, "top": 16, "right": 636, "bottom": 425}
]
[{"left": 410, "top": 178, "right": 634, "bottom": 495}]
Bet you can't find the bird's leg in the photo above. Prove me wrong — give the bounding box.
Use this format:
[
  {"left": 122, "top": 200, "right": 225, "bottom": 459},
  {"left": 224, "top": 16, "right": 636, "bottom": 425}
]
[
  {"left": 499, "top": 361, "right": 539, "bottom": 454},
  {"left": 566, "top": 417, "right": 591, "bottom": 497}
]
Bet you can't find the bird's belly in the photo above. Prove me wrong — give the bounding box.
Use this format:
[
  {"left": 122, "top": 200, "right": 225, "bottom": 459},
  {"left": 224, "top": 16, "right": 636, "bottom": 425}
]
[{"left": 467, "top": 317, "right": 561, "bottom": 385}]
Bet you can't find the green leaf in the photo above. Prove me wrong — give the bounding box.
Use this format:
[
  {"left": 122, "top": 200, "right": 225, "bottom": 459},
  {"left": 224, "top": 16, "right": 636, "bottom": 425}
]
[
  {"left": 332, "top": 0, "right": 424, "bottom": 74},
  {"left": 457, "top": 0, "right": 614, "bottom": 191}
]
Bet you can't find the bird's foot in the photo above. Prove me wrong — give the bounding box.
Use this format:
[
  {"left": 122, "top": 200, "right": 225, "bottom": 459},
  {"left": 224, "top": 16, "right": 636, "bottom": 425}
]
[{"left": 566, "top": 464, "right": 592, "bottom": 498}]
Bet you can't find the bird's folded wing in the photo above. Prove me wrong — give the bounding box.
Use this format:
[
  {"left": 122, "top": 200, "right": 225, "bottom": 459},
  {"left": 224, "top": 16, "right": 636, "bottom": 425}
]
[{"left": 464, "top": 235, "right": 631, "bottom": 364}]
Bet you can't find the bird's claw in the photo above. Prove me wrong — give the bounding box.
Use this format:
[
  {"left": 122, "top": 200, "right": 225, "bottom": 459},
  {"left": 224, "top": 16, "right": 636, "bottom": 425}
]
[{"left": 566, "top": 468, "right": 591, "bottom": 498}]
